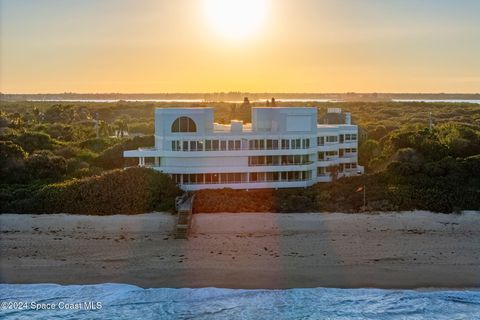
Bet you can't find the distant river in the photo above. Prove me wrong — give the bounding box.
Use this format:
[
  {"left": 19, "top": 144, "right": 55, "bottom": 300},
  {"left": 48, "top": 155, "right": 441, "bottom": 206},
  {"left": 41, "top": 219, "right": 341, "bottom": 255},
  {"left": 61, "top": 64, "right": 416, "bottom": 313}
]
[
  {"left": 1, "top": 284, "right": 479, "bottom": 320},
  {"left": 392, "top": 99, "right": 480, "bottom": 104}
]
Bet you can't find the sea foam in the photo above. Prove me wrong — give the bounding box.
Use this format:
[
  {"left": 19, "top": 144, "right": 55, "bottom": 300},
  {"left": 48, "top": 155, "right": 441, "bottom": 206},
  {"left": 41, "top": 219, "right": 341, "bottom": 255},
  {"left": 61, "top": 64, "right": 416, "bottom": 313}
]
[{"left": 1, "top": 284, "right": 479, "bottom": 319}]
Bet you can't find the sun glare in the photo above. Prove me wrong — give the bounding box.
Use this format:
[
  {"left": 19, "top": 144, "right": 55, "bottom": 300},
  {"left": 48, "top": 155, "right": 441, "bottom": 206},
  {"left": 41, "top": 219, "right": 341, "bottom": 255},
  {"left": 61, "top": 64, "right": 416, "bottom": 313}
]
[{"left": 203, "top": 0, "right": 268, "bottom": 40}]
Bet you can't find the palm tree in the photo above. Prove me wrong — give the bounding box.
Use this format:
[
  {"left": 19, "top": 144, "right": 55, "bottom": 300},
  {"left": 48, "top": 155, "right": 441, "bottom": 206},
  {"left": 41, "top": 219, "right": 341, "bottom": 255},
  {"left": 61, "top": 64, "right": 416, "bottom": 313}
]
[
  {"left": 114, "top": 119, "right": 129, "bottom": 137},
  {"left": 10, "top": 112, "right": 22, "bottom": 127},
  {"left": 98, "top": 121, "right": 111, "bottom": 137}
]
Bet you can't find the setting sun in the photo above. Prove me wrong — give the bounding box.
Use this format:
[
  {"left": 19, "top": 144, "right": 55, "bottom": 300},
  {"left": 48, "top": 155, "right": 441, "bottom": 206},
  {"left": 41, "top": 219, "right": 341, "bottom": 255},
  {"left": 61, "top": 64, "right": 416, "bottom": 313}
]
[{"left": 203, "top": 0, "right": 269, "bottom": 40}]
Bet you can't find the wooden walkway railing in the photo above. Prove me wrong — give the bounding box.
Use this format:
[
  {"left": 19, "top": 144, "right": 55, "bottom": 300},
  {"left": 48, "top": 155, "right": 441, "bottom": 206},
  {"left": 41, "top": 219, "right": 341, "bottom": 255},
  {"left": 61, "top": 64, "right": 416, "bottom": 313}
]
[{"left": 174, "top": 193, "right": 195, "bottom": 239}]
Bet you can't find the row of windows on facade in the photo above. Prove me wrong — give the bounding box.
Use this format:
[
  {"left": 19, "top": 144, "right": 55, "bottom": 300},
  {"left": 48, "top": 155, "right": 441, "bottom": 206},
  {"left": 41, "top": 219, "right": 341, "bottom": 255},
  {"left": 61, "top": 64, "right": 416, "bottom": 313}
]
[
  {"left": 317, "top": 134, "right": 357, "bottom": 145},
  {"left": 317, "top": 148, "right": 357, "bottom": 160},
  {"left": 170, "top": 135, "right": 357, "bottom": 152},
  {"left": 171, "top": 138, "right": 310, "bottom": 151},
  {"left": 248, "top": 155, "right": 311, "bottom": 166},
  {"left": 248, "top": 151, "right": 358, "bottom": 166},
  {"left": 171, "top": 171, "right": 312, "bottom": 185},
  {"left": 317, "top": 163, "right": 358, "bottom": 176}
]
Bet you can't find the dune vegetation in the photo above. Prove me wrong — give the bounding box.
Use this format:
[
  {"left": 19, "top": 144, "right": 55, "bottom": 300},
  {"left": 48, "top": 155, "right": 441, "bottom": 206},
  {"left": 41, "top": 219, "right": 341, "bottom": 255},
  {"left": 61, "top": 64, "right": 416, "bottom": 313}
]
[{"left": 1, "top": 100, "right": 479, "bottom": 213}]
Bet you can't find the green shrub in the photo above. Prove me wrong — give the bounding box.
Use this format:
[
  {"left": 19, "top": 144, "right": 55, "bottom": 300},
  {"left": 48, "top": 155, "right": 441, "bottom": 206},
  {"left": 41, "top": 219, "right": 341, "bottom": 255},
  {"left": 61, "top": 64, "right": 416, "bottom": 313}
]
[
  {"left": 6, "top": 167, "right": 181, "bottom": 215},
  {"left": 94, "top": 135, "right": 154, "bottom": 169},
  {"left": 14, "top": 131, "right": 55, "bottom": 153},
  {"left": 77, "top": 137, "right": 117, "bottom": 153}
]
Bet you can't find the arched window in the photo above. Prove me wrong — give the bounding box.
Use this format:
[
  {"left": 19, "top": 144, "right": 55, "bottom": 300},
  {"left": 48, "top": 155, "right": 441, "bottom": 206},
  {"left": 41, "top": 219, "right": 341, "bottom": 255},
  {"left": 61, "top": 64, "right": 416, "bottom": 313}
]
[{"left": 171, "top": 116, "right": 197, "bottom": 133}]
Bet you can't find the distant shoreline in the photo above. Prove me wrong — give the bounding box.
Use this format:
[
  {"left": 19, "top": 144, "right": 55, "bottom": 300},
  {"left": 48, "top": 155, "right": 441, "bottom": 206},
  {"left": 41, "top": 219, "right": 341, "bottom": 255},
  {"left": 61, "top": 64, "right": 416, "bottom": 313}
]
[
  {"left": 1, "top": 211, "right": 479, "bottom": 289},
  {"left": 1, "top": 92, "right": 480, "bottom": 103}
]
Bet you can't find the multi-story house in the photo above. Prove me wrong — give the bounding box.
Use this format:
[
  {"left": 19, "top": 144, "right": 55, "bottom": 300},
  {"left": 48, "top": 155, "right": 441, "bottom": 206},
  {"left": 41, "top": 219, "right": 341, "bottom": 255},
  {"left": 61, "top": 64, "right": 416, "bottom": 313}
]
[{"left": 124, "top": 107, "right": 363, "bottom": 190}]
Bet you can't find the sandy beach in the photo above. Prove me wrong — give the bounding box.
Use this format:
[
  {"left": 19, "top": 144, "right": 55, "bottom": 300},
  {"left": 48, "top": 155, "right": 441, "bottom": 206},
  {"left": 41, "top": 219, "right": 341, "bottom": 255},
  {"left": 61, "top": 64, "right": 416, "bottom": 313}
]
[{"left": 1, "top": 211, "right": 479, "bottom": 289}]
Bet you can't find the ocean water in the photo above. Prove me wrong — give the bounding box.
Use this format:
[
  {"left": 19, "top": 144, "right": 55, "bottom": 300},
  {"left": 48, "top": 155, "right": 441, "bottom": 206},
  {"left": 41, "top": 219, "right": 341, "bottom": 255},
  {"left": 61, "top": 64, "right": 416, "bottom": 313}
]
[{"left": 1, "top": 284, "right": 479, "bottom": 320}]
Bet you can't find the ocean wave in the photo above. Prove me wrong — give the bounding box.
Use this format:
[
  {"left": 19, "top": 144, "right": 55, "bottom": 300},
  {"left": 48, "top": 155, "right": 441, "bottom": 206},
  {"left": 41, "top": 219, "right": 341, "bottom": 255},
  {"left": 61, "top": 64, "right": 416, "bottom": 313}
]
[{"left": 1, "top": 284, "right": 479, "bottom": 319}]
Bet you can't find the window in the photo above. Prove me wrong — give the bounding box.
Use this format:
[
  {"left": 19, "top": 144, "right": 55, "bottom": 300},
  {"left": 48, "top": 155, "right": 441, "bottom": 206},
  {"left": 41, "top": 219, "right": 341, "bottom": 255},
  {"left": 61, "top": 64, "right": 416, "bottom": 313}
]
[
  {"left": 171, "top": 140, "right": 181, "bottom": 151},
  {"left": 182, "top": 141, "right": 189, "bottom": 151},
  {"left": 212, "top": 140, "right": 219, "bottom": 151},
  {"left": 266, "top": 172, "right": 274, "bottom": 181},
  {"left": 343, "top": 133, "right": 357, "bottom": 141},
  {"left": 266, "top": 156, "right": 273, "bottom": 165},
  {"left": 259, "top": 140, "right": 265, "bottom": 149},
  {"left": 190, "top": 141, "right": 197, "bottom": 151},
  {"left": 326, "top": 136, "right": 338, "bottom": 143},
  {"left": 171, "top": 117, "right": 196, "bottom": 133},
  {"left": 228, "top": 140, "right": 234, "bottom": 150},
  {"left": 172, "top": 174, "right": 181, "bottom": 184},
  {"left": 273, "top": 156, "right": 280, "bottom": 165},
  {"left": 302, "top": 139, "right": 310, "bottom": 149},
  {"left": 273, "top": 172, "right": 279, "bottom": 181},
  {"left": 317, "top": 167, "right": 326, "bottom": 176},
  {"left": 345, "top": 163, "right": 358, "bottom": 170},
  {"left": 281, "top": 139, "right": 290, "bottom": 149},
  {"left": 291, "top": 139, "right": 301, "bottom": 149},
  {"left": 205, "top": 174, "right": 212, "bottom": 184},
  {"left": 318, "top": 152, "right": 325, "bottom": 161},
  {"left": 234, "top": 140, "right": 241, "bottom": 150},
  {"left": 235, "top": 173, "right": 242, "bottom": 183},
  {"left": 220, "top": 140, "right": 227, "bottom": 151},
  {"left": 257, "top": 172, "right": 266, "bottom": 182},
  {"left": 318, "top": 136, "right": 325, "bottom": 146},
  {"left": 302, "top": 171, "right": 309, "bottom": 180},
  {"left": 205, "top": 140, "right": 212, "bottom": 151},
  {"left": 266, "top": 139, "right": 279, "bottom": 150},
  {"left": 272, "top": 140, "right": 279, "bottom": 149},
  {"left": 220, "top": 173, "right": 228, "bottom": 183}
]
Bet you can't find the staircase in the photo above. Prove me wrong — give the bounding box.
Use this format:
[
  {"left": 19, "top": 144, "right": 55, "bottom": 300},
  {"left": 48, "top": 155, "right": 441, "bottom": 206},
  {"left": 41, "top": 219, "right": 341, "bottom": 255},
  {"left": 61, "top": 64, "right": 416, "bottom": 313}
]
[{"left": 174, "top": 193, "right": 195, "bottom": 239}]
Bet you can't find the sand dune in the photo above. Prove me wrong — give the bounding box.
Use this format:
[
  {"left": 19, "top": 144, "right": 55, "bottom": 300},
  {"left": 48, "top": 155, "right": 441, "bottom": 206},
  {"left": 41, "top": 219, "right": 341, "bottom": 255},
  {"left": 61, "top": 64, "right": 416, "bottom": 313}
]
[{"left": 1, "top": 211, "right": 479, "bottom": 289}]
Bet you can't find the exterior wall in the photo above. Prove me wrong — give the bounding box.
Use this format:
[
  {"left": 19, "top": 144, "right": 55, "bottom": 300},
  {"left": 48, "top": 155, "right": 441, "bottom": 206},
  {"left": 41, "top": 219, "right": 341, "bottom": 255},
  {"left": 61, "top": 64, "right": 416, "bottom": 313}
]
[{"left": 124, "top": 107, "right": 363, "bottom": 190}]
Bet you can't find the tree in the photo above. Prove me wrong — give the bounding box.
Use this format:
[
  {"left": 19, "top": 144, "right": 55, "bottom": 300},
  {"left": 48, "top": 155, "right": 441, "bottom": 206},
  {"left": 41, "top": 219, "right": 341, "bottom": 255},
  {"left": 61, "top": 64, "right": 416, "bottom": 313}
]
[
  {"left": 114, "top": 118, "right": 129, "bottom": 138},
  {"left": 359, "top": 139, "right": 380, "bottom": 169},
  {"left": 98, "top": 121, "right": 112, "bottom": 137}
]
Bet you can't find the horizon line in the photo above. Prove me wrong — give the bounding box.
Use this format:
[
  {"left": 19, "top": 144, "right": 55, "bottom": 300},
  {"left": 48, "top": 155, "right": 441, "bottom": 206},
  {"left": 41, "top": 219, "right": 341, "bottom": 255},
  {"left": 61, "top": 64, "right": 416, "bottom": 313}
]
[{"left": 2, "top": 92, "right": 479, "bottom": 95}]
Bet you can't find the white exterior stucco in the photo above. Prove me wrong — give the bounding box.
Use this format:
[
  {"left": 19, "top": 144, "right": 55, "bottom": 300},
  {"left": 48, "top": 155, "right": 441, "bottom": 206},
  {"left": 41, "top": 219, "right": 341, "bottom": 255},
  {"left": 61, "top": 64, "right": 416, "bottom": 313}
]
[{"left": 124, "top": 107, "right": 363, "bottom": 190}]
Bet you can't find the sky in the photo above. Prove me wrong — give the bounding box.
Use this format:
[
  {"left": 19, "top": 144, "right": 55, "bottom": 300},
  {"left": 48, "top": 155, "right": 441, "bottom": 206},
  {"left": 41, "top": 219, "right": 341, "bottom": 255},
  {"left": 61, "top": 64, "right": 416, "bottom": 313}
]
[{"left": 1, "top": 0, "right": 479, "bottom": 93}]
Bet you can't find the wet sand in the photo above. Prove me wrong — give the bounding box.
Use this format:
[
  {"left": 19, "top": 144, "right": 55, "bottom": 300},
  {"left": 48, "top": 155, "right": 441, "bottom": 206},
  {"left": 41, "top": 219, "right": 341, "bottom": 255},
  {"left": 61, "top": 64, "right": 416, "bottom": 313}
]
[{"left": 1, "top": 212, "right": 479, "bottom": 289}]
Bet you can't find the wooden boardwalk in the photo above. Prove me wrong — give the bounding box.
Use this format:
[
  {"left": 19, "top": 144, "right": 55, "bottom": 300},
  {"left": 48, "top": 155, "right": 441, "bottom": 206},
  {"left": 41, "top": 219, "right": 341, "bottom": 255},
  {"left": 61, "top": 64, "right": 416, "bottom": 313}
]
[{"left": 174, "top": 194, "right": 194, "bottom": 239}]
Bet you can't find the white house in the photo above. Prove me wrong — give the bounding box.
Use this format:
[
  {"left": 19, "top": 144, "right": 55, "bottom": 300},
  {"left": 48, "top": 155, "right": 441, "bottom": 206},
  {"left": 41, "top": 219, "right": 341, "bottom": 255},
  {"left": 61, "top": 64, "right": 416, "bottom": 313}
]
[{"left": 124, "top": 107, "right": 363, "bottom": 190}]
